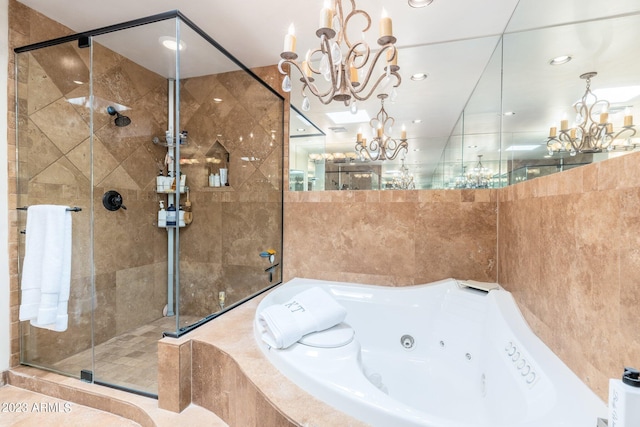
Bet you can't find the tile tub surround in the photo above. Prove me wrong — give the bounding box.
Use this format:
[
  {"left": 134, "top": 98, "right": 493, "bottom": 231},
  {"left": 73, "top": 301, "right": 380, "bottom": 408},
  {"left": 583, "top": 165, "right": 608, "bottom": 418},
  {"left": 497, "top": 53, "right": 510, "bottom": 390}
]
[
  {"left": 497, "top": 150, "right": 640, "bottom": 401},
  {"left": 283, "top": 189, "right": 498, "bottom": 286}
]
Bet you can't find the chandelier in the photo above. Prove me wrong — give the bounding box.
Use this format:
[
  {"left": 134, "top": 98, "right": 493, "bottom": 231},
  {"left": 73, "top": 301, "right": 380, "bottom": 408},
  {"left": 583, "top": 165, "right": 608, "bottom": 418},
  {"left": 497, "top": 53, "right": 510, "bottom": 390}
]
[
  {"left": 547, "top": 72, "right": 637, "bottom": 156},
  {"left": 390, "top": 157, "right": 415, "bottom": 189},
  {"left": 278, "top": 0, "right": 401, "bottom": 111},
  {"left": 454, "top": 155, "right": 492, "bottom": 189},
  {"left": 355, "top": 93, "right": 408, "bottom": 161}
]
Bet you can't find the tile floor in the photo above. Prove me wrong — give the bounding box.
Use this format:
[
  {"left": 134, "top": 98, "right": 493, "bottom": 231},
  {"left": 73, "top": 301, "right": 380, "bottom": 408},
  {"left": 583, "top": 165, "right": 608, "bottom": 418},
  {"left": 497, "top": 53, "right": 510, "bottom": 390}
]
[
  {"left": 52, "top": 315, "right": 200, "bottom": 395},
  {"left": 0, "top": 385, "right": 141, "bottom": 427}
]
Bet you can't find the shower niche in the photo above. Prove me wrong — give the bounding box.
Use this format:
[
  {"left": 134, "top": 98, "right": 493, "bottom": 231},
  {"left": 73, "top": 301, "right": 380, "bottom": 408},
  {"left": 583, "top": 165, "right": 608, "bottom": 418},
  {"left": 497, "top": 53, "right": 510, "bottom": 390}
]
[{"left": 14, "top": 11, "right": 284, "bottom": 397}]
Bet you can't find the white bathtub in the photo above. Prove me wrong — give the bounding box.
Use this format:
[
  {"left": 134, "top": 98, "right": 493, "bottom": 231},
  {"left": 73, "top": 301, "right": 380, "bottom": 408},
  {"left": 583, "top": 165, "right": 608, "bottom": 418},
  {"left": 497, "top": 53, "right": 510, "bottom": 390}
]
[{"left": 254, "top": 278, "right": 606, "bottom": 427}]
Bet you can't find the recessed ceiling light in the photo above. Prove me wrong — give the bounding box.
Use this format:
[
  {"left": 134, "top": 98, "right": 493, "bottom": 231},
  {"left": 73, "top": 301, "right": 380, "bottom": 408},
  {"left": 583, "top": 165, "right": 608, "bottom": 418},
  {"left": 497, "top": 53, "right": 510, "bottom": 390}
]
[
  {"left": 503, "top": 111, "right": 515, "bottom": 116},
  {"left": 413, "top": 148, "right": 421, "bottom": 151},
  {"left": 213, "top": 98, "right": 223, "bottom": 103},
  {"left": 411, "top": 73, "right": 428, "bottom": 81},
  {"left": 296, "top": 128, "right": 306, "bottom": 132},
  {"left": 549, "top": 55, "right": 572, "bottom": 65},
  {"left": 412, "top": 119, "right": 422, "bottom": 124},
  {"left": 408, "top": 0, "right": 434, "bottom": 7},
  {"left": 159, "top": 36, "right": 186, "bottom": 51},
  {"left": 467, "top": 145, "right": 478, "bottom": 148}
]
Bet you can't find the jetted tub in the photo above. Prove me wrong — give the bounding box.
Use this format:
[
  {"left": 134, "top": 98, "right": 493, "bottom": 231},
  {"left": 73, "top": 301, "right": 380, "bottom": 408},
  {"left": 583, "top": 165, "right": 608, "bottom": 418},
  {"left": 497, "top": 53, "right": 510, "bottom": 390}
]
[{"left": 254, "top": 278, "right": 607, "bottom": 427}]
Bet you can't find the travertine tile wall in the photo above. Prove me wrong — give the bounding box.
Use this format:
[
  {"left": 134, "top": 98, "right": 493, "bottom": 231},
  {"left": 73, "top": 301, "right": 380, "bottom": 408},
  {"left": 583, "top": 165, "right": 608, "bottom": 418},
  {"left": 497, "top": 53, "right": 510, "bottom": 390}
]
[
  {"left": 177, "top": 68, "right": 284, "bottom": 316},
  {"left": 283, "top": 189, "right": 498, "bottom": 286},
  {"left": 497, "top": 150, "right": 640, "bottom": 401}
]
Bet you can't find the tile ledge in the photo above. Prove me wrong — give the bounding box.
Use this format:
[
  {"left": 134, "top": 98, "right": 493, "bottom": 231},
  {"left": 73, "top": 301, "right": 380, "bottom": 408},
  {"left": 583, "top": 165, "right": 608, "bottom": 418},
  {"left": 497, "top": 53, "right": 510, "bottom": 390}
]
[{"left": 7, "top": 366, "right": 226, "bottom": 427}]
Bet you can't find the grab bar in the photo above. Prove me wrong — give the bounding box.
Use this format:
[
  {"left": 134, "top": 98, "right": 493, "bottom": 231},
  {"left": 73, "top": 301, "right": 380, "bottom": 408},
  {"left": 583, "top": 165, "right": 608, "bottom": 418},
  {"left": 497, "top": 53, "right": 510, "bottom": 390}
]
[{"left": 17, "top": 206, "right": 82, "bottom": 212}]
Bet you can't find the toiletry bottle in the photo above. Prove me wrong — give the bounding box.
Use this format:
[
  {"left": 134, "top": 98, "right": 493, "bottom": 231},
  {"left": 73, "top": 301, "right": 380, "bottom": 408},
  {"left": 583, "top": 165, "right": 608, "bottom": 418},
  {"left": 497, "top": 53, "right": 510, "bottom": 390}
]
[
  {"left": 166, "top": 204, "right": 177, "bottom": 227},
  {"left": 178, "top": 205, "right": 185, "bottom": 227},
  {"left": 609, "top": 367, "right": 640, "bottom": 426},
  {"left": 158, "top": 201, "right": 166, "bottom": 227},
  {"left": 156, "top": 169, "right": 164, "bottom": 192}
]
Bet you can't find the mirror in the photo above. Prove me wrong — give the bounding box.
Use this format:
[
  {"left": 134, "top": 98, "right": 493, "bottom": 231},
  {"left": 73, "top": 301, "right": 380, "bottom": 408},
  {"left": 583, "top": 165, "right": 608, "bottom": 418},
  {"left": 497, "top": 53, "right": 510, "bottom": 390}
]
[{"left": 288, "top": 2, "right": 640, "bottom": 190}]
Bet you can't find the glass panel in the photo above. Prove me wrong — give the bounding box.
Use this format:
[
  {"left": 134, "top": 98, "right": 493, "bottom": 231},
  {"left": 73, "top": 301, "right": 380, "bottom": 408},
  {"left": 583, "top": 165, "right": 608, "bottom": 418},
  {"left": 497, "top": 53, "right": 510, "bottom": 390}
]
[
  {"left": 16, "top": 41, "right": 93, "bottom": 378},
  {"left": 177, "top": 20, "right": 284, "bottom": 329},
  {"left": 90, "top": 17, "right": 178, "bottom": 395}
]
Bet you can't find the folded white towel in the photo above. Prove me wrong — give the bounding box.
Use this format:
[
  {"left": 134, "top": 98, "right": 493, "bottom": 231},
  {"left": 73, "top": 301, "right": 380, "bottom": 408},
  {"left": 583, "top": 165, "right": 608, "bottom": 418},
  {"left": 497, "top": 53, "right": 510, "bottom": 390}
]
[
  {"left": 19, "top": 205, "right": 72, "bottom": 332},
  {"left": 259, "top": 287, "right": 347, "bottom": 349}
]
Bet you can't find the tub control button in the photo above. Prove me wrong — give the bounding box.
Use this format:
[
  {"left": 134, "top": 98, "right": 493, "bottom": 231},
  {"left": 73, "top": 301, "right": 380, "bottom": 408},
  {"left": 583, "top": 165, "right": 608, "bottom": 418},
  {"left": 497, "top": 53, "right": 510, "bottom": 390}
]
[
  {"left": 526, "top": 372, "right": 537, "bottom": 384},
  {"left": 507, "top": 346, "right": 517, "bottom": 357},
  {"left": 516, "top": 358, "right": 526, "bottom": 369},
  {"left": 512, "top": 351, "right": 520, "bottom": 362},
  {"left": 505, "top": 341, "right": 514, "bottom": 352},
  {"left": 521, "top": 365, "right": 531, "bottom": 376}
]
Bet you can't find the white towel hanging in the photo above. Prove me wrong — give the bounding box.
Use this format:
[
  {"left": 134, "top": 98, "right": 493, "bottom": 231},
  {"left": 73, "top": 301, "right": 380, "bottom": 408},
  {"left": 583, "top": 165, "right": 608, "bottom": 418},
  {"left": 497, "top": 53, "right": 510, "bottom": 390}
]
[{"left": 18, "top": 205, "right": 72, "bottom": 332}]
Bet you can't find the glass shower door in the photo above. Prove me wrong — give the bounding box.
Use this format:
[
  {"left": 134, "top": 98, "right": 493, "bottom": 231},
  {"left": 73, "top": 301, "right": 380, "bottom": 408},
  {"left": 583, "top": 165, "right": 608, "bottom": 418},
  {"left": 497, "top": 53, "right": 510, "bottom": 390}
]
[
  {"left": 89, "top": 18, "right": 177, "bottom": 395},
  {"left": 16, "top": 40, "right": 94, "bottom": 380}
]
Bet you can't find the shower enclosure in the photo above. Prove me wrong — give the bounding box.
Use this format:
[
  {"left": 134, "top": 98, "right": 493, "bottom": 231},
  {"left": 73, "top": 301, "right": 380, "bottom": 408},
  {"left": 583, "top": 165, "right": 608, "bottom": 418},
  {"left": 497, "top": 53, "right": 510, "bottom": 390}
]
[{"left": 14, "top": 11, "right": 284, "bottom": 397}]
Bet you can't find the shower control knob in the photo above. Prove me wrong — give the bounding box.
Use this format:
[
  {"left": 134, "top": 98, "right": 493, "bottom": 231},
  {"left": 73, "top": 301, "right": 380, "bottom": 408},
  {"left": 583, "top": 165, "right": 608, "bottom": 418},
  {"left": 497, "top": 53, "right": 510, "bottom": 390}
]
[{"left": 102, "top": 190, "right": 127, "bottom": 211}]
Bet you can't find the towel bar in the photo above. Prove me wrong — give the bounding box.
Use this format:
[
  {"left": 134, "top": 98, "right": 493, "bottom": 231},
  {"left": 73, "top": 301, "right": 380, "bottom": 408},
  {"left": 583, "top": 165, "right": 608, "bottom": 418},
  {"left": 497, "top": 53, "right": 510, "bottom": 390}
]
[{"left": 17, "top": 206, "right": 82, "bottom": 212}]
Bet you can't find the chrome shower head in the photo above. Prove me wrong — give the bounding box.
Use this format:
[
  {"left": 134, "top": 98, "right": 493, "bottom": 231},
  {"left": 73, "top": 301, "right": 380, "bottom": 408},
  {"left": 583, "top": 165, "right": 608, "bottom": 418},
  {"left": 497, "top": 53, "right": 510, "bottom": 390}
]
[{"left": 106, "top": 106, "right": 131, "bottom": 127}]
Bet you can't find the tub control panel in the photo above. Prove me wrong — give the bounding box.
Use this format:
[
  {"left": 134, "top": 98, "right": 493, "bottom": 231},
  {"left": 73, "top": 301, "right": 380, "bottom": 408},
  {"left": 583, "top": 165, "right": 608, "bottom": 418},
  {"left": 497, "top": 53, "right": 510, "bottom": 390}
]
[{"left": 505, "top": 341, "right": 539, "bottom": 388}]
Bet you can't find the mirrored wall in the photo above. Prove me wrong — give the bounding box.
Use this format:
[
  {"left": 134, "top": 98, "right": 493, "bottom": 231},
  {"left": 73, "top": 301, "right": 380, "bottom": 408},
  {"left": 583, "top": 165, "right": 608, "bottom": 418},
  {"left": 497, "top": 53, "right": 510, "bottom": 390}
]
[{"left": 289, "top": 2, "right": 640, "bottom": 190}]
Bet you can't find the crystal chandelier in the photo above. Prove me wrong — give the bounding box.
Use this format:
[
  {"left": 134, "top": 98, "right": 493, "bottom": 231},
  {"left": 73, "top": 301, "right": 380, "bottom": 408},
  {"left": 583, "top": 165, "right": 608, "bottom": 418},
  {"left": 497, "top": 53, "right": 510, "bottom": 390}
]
[
  {"left": 547, "top": 72, "right": 637, "bottom": 156},
  {"left": 355, "top": 93, "right": 408, "bottom": 161},
  {"left": 278, "top": 0, "right": 401, "bottom": 111},
  {"left": 390, "top": 157, "right": 415, "bottom": 189},
  {"left": 455, "top": 155, "right": 492, "bottom": 189}
]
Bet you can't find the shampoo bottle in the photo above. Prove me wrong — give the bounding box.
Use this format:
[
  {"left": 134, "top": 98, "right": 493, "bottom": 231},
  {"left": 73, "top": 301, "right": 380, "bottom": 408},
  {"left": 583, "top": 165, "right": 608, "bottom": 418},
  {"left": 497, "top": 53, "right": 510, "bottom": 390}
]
[
  {"left": 166, "top": 204, "right": 177, "bottom": 226},
  {"left": 608, "top": 367, "right": 640, "bottom": 427}
]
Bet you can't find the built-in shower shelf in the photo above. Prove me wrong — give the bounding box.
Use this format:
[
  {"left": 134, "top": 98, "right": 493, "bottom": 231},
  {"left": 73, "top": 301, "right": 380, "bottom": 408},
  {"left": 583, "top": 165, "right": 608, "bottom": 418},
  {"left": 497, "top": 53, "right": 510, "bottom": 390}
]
[{"left": 157, "top": 189, "right": 186, "bottom": 194}]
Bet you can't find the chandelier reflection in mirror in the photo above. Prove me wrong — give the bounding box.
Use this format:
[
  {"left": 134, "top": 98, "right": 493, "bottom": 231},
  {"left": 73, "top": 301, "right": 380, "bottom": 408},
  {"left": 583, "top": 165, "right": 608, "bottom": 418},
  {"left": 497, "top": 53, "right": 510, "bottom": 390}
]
[
  {"left": 355, "top": 93, "right": 408, "bottom": 161},
  {"left": 390, "top": 157, "right": 415, "bottom": 189},
  {"left": 454, "top": 155, "right": 492, "bottom": 188},
  {"left": 278, "top": 0, "right": 401, "bottom": 111},
  {"left": 547, "top": 72, "right": 637, "bottom": 156}
]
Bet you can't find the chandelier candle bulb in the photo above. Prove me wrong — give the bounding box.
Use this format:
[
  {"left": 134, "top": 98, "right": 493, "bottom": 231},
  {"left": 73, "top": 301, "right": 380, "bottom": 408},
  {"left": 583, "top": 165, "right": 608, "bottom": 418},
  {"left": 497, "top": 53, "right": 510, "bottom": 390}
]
[
  {"left": 377, "top": 125, "right": 383, "bottom": 138},
  {"left": 356, "top": 131, "right": 362, "bottom": 142},
  {"left": 560, "top": 119, "right": 568, "bottom": 131},
  {"left": 379, "top": 9, "right": 392, "bottom": 38},
  {"left": 570, "top": 128, "right": 576, "bottom": 139},
  {"left": 549, "top": 127, "right": 557, "bottom": 138},
  {"left": 600, "top": 111, "right": 608, "bottom": 124},
  {"left": 320, "top": 2, "right": 334, "bottom": 30},
  {"left": 302, "top": 60, "right": 312, "bottom": 77},
  {"left": 401, "top": 125, "right": 407, "bottom": 140},
  {"left": 350, "top": 66, "right": 359, "bottom": 83},
  {"left": 625, "top": 108, "right": 634, "bottom": 126},
  {"left": 386, "top": 49, "right": 397, "bottom": 66},
  {"left": 284, "top": 24, "right": 296, "bottom": 53},
  {"left": 606, "top": 123, "right": 613, "bottom": 134}
]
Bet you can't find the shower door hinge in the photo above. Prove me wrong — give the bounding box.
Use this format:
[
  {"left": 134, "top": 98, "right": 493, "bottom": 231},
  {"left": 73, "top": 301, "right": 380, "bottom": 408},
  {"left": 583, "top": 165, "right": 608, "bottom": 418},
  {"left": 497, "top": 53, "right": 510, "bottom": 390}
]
[
  {"left": 80, "top": 369, "right": 93, "bottom": 383},
  {"left": 78, "top": 36, "right": 91, "bottom": 49}
]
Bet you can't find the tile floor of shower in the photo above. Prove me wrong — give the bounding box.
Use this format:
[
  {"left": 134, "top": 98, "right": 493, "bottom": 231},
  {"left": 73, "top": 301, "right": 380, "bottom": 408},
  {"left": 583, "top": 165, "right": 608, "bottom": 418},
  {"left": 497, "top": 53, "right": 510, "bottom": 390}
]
[{"left": 51, "top": 315, "right": 201, "bottom": 395}]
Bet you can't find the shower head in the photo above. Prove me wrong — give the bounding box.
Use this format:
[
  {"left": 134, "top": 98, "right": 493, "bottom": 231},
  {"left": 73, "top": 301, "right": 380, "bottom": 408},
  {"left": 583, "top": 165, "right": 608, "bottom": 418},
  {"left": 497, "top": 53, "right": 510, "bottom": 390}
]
[{"left": 106, "top": 106, "right": 131, "bottom": 127}]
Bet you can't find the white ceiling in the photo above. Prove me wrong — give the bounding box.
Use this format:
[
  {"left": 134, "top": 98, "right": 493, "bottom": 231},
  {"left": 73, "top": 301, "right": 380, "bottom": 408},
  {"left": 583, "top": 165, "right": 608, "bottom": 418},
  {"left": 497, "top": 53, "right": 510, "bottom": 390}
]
[{"left": 16, "top": 0, "right": 640, "bottom": 187}]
